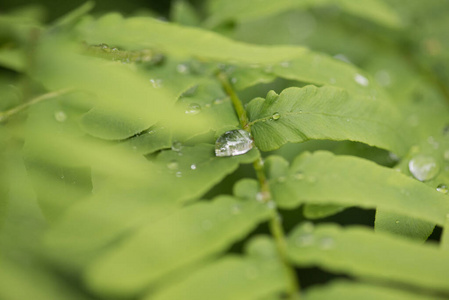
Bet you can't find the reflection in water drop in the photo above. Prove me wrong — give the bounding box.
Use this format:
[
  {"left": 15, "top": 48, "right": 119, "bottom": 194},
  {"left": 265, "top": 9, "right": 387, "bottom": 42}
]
[
  {"left": 354, "top": 73, "right": 369, "bottom": 87},
  {"left": 167, "top": 160, "right": 178, "bottom": 170},
  {"left": 190, "top": 164, "right": 197, "bottom": 170},
  {"left": 272, "top": 112, "right": 281, "bottom": 120},
  {"left": 175, "top": 171, "right": 182, "bottom": 178},
  {"left": 176, "top": 63, "right": 189, "bottom": 74},
  {"left": 185, "top": 103, "right": 201, "bottom": 115},
  {"left": 408, "top": 154, "right": 440, "bottom": 181},
  {"left": 150, "top": 78, "right": 163, "bottom": 88},
  {"left": 171, "top": 141, "right": 182, "bottom": 152},
  {"left": 215, "top": 129, "right": 253, "bottom": 157},
  {"left": 319, "top": 237, "right": 335, "bottom": 250},
  {"left": 436, "top": 184, "right": 448, "bottom": 194},
  {"left": 54, "top": 111, "right": 67, "bottom": 122}
]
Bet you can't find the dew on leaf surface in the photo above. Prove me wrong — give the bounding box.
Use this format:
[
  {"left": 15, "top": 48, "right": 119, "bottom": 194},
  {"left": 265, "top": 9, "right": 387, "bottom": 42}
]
[
  {"left": 408, "top": 154, "right": 439, "bottom": 181},
  {"left": 319, "top": 237, "right": 335, "bottom": 250},
  {"left": 436, "top": 184, "right": 448, "bottom": 194},
  {"left": 354, "top": 73, "right": 369, "bottom": 86},
  {"left": 215, "top": 129, "right": 253, "bottom": 157},
  {"left": 271, "top": 112, "right": 280, "bottom": 120},
  {"left": 150, "top": 78, "right": 163, "bottom": 88},
  {"left": 185, "top": 103, "right": 201, "bottom": 115},
  {"left": 54, "top": 111, "right": 67, "bottom": 122}
]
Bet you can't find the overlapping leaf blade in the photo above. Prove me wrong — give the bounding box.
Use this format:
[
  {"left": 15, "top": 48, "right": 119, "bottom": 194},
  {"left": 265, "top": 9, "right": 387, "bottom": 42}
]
[
  {"left": 247, "top": 86, "right": 408, "bottom": 155},
  {"left": 287, "top": 224, "right": 449, "bottom": 292},
  {"left": 84, "top": 196, "right": 271, "bottom": 297},
  {"left": 268, "top": 151, "right": 449, "bottom": 226}
]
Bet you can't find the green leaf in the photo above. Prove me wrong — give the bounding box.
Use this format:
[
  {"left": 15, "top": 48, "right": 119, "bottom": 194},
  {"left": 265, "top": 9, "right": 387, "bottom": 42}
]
[
  {"left": 84, "top": 196, "right": 271, "bottom": 297},
  {"left": 149, "top": 236, "right": 288, "bottom": 300},
  {"left": 51, "top": 1, "right": 95, "bottom": 29},
  {"left": 269, "top": 151, "right": 449, "bottom": 226},
  {"left": 303, "top": 204, "right": 347, "bottom": 220},
  {"left": 287, "top": 223, "right": 449, "bottom": 292},
  {"left": 0, "top": 48, "right": 25, "bottom": 72},
  {"left": 303, "top": 280, "right": 443, "bottom": 300},
  {"left": 375, "top": 211, "right": 435, "bottom": 242},
  {"left": 0, "top": 259, "right": 95, "bottom": 300},
  {"left": 75, "top": 13, "right": 306, "bottom": 65},
  {"left": 205, "top": 0, "right": 403, "bottom": 29},
  {"left": 247, "top": 86, "right": 407, "bottom": 155},
  {"left": 170, "top": 0, "right": 201, "bottom": 26}
]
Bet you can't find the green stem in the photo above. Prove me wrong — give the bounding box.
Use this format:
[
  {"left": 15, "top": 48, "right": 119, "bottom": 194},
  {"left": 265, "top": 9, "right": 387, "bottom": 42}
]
[
  {"left": 217, "top": 72, "right": 250, "bottom": 131},
  {"left": 0, "top": 88, "right": 74, "bottom": 123},
  {"left": 218, "top": 72, "right": 300, "bottom": 299}
]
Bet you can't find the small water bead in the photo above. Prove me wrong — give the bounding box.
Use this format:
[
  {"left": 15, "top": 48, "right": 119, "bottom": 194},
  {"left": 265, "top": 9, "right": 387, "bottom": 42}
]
[
  {"left": 54, "top": 111, "right": 67, "bottom": 122},
  {"left": 213, "top": 98, "right": 224, "bottom": 105},
  {"left": 294, "top": 171, "right": 305, "bottom": 180},
  {"left": 319, "top": 237, "right": 335, "bottom": 250},
  {"left": 256, "top": 192, "right": 264, "bottom": 203},
  {"left": 205, "top": 103, "right": 211, "bottom": 108},
  {"left": 295, "top": 233, "right": 315, "bottom": 247},
  {"left": 375, "top": 70, "right": 392, "bottom": 87},
  {"left": 176, "top": 63, "right": 189, "bottom": 74},
  {"left": 190, "top": 164, "right": 197, "bottom": 170},
  {"left": 271, "top": 112, "right": 281, "bottom": 120},
  {"left": 231, "top": 77, "right": 238, "bottom": 84},
  {"left": 150, "top": 78, "right": 163, "bottom": 88},
  {"left": 167, "top": 160, "right": 179, "bottom": 170},
  {"left": 408, "top": 154, "right": 440, "bottom": 181},
  {"left": 395, "top": 220, "right": 400, "bottom": 224},
  {"left": 354, "top": 73, "right": 369, "bottom": 87},
  {"left": 279, "top": 61, "right": 291, "bottom": 68},
  {"left": 215, "top": 129, "right": 253, "bottom": 157},
  {"left": 266, "top": 201, "right": 276, "bottom": 210},
  {"left": 231, "top": 204, "right": 242, "bottom": 215},
  {"left": 444, "top": 150, "right": 449, "bottom": 161},
  {"left": 171, "top": 141, "right": 182, "bottom": 152},
  {"left": 175, "top": 171, "right": 182, "bottom": 178},
  {"left": 264, "top": 65, "right": 273, "bottom": 74},
  {"left": 437, "top": 184, "right": 448, "bottom": 194},
  {"left": 185, "top": 103, "right": 201, "bottom": 115},
  {"left": 277, "top": 176, "right": 287, "bottom": 183}
]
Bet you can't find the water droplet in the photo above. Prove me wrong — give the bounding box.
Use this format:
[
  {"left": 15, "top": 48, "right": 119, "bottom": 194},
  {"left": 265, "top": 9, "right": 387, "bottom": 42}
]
[
  {"left": 409, "top": 154, "right": 440, "bottom": 181},
  {"left": 175, "top": 171, "right": 182, "bottom": 178},
  {"left": 171, "top": 141, "right": 182, "bottom": 152},
  {"left": 231, "top": 77, "right": 237, "bottom": 84},
  {"left": 295, "top": 233, "right": 315, "bottom": 247},
  {"left": 167, "top": 160, "right": 179, "bottom": 170},
  {"left": 437, "top": 184, "right": 448, "bottom": 194},
  {"left": 271, "top": 112, "right": 281, "bottom": 120},
  {"left": 150, "top": 78, "right": 162, "bottom": 88},
  {"left": 213, "top": 98, "right": 224, "bottom": 105},
  {"left": 266, "top": 201, "right": 276, "bottom": 210},
  {"left": 190, "top": 164, "right": 197, "bottom": 170},
  {"left": 294, "top": 171, "right": 304, "bottom": 180},
  {"left": 277, "top": 176, "right": 287, "bottom": 183},
  {"left": 205, "top": 103, "right": 211, "bottom": 108},
  {"left": 395, "top": 220, "right": 400, "bottom": 224},
  {"left": 231, "top": 204, "right": 241, "bottom": 214},
  {"left": 176, "top": 63, "right": 189, "bottom": 74},
  {"left": 256, "top": 192, "right": 264, "bottom": 202},
  {"left": 334, "top": 53, "right": 351, "bottom": 63},
  {"left": 319, "top": 237, "right": 335, "bottom": 250},
  {"left": 60, "top": 175, "right": 65, "bottom": 179},
  {"left": 279, "top": 61, "right": 291, "bottom": 68},
  {"left": 264, "top": 65, "right": 273, "bottom": 73},
  {"left": 54, "top": 111, "right": 67, "bottom": 122},
  {"left": 388, "top": 152, "right": 399, "bottom": 162},
  {"left": 99, "top": 43, "right": 109, "bottom": 50},
  {"left": 354, "top": 73, "right": 369, "bottom": 87},
  {"left": 427, "top": 136, "right": 439, "bottom": 149},
  {"left": 444, "top": 150, "right": 449, "bottom": 161},
  {"left": 185, "top": 103, "right": 201, "bottom": 115},
  {"left": 375, "top": 70, "right": 391, "bottom": 87},
  {"left": 215, "top": 129, "right": 253, "bottom": 157}
]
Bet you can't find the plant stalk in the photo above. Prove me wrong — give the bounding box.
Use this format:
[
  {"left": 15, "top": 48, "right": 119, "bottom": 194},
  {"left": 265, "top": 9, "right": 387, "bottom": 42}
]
[
  {"left": 218, "top": 72, "right": 300, "bottom": 299},
  {"left": 0, "top": 88, "right": 74, "bottom": 123}
]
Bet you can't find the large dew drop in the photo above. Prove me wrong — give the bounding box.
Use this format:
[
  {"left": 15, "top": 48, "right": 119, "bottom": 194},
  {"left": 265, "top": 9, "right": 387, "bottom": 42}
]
[
  {"left": 215, "top": 129, "right": 253, "bottom": 157},
  {"left": 408, "top": 154, "right": 440, "bottom": 181}
]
